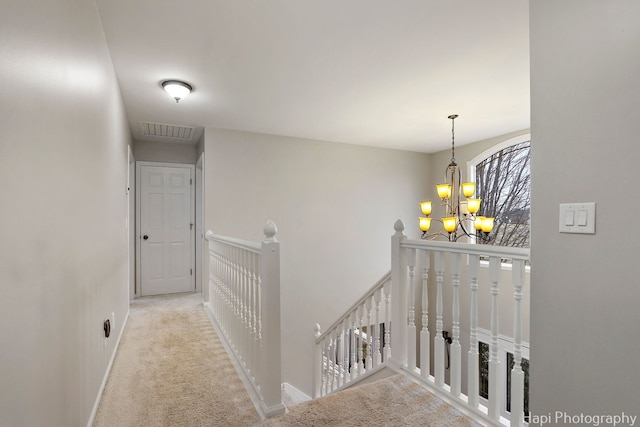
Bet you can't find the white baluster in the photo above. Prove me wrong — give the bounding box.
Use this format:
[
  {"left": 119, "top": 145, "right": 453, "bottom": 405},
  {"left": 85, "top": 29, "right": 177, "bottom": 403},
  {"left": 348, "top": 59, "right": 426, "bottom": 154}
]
[
  {"left": 216, "top": 245, "right": 223, "bottom": 328},
  {"left": 229, "top": 245, "right": 235, "bottom": 347},
  {"left": 214, "top": 249, "right": 220, "bottom": 322},
  {"left": 237, "top": 247, "right": 243, "bottom": 357},
  {"left": 407, "top": 248, "right": 417, "bottom": 372},
  {"left": 467, "top": 254, "right": 480, "bottom": 409},
  {"left": 357, "top": 305, "right": 365, "bottom": 376},
  {"left": 209, "top": 251, "right": 220, "bottom": 323},
  {"left": 214, "top": 246, "right": 222, "bottom": 327},
  {"left": 256, "top": 254, "right": 263, "bottom": 393},
  {"left": 251, "top": 252, "right": 260, "bottom": 388},
  {"left": 374, "top": 288, "right": 382, "bottom": 367},
  {"left": 488, "top": 256, "right": 501, "bottom": 421},
  {"left": 350, "top": 311, "right": 358, "bottom": 380},
  {"left": 510, "top": 259, "right": 526, "bottom": 427},
  {"left": 342, "top": 318, "right": 351, "bottom": 384},
  {"left": 228, "top": 246, "right": 234, "bottom": 339},
  {"left": 324, "top": 334, "right": 331, "bottom": 394},
  {"left": 321, "top": 337, "right": 328, "bottom": 397},
  {"left": 331, "top": 329, "right": 340, "bottom": 390},
  {"left": 420, "top": 249, "right": 430, "bottom": 380},
  {"left": 241, "top": 249, "right": 247, "bottom": 365},
  {"left": 383, "top": 279, "right": 392, "bottom": 361},
  {"left": 235, "top": 246, "right": 241, "bottom": 354},
  {"left": 245, "top": 250, "right": 252, "bottom": 376},
  {"left": 450, "top": 252, "right": 462, "bottom": 397},
  {"left": 244, "top": 250, "right": 251, "bottom": 369},
  {"left": 337, "top": 325, "right": 344, "bottom": 388},
  {"left": 224, "top": 245, "right": 230, "bottom": 331},
  {"left": 220, "top": 243, "right": 225, "bottom": 325},
  {"left": 325, "top": 332, "right": 333, "bottom": 393},
  {"left": 365, "top": 296, "right": 373, "bottom": 370},
  {"left": 434, "top": 251, "right": 445, "bottom": 387}
]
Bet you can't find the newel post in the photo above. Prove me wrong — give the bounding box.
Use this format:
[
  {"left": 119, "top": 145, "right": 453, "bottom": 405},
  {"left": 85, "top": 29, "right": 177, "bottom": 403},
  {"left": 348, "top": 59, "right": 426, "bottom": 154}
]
[
  {"left": 313, "top": 323, "right": 322, "bottom": 398},
  {"left": 390, "top": 219, "right": 408, "bottom": 366},
  {"left": 260, "top": 220, "right": 284, "bottom": 415}
]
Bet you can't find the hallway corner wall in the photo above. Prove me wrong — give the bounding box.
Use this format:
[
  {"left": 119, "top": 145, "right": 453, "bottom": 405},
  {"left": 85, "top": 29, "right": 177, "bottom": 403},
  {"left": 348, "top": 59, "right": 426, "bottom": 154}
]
[
  {"left": 530, "top": 1, "right": 640, "bottom": 420},
  {"left": 0, "top": 1, "right": 131, "bottom": 426}
]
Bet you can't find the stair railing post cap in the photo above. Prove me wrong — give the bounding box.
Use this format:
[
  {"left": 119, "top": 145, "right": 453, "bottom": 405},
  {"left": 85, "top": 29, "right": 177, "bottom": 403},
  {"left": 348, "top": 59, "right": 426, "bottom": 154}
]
[{"left": 264, "top": 220, "right": 278, "bottom": 241}]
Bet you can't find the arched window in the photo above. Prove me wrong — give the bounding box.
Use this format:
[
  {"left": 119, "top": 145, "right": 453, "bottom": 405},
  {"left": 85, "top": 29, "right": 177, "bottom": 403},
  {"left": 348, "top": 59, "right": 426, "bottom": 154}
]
[{"left": 469, "top": 134, "right": 531, "bottom": 248}]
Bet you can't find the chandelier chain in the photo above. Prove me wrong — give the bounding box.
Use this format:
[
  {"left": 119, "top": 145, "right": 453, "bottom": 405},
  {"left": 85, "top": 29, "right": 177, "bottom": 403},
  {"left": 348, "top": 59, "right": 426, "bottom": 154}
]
[{"left": 449, "top": 114, "right": 457, "bottom": 163}]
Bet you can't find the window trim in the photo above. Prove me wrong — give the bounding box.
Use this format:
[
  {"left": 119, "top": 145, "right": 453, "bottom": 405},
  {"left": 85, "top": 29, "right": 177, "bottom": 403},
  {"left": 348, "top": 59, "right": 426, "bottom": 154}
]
[
  {"left": 467, "top": 133, "right": 531, "bottom": 251},
  {"left": 467, "top": 133, "right": 532, "bottom": 182}
]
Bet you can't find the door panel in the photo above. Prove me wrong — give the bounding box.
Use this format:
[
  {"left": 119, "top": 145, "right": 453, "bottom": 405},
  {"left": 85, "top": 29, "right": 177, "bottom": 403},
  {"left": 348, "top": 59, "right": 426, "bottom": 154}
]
[{"left": 140, "top": 164, "right": 194, "bottom": 296}]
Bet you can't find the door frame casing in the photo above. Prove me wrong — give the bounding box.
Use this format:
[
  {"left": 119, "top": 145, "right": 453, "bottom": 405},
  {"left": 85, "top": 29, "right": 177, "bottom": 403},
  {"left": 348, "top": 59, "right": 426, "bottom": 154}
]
[
  {"left": 135, "top": 161, "right": 196, "bottom": 298},
  {"left": 128, "top": 146, "right": 136, "bottom": 299},
  {"left": 195, "top": 152, "right": 205, "bottom": 295}
]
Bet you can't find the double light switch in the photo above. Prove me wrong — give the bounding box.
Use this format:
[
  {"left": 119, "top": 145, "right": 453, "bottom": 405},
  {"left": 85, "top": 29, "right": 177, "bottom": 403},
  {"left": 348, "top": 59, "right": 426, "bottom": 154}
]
[{"left": 559, "top": 202, "right": 596, "bottom": 234}]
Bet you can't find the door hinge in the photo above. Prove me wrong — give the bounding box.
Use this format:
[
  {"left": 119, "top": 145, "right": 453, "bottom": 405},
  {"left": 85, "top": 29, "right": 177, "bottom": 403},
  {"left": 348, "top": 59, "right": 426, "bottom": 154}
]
[
  {"left": 190, "top": 178, "right": 193, "bottom": 185},
  {"left": 190, "top": 269, "right": 193, "bottom": 276}
]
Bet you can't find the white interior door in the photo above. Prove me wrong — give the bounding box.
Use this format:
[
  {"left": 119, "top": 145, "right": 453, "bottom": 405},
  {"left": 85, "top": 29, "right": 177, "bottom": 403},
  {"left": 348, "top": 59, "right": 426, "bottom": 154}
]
[{"left": 138, "top": 163, "right": 195, "bottom": 296}]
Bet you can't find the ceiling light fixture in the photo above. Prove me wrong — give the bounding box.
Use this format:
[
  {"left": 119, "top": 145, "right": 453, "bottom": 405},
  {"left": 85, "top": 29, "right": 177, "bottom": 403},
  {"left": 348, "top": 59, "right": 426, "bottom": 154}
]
[
  {"left": 162, "top": 80, "right": 193, "bottom": 103},
  {"left": 418, "top": 114, "right": 494, "bottom": 242}
]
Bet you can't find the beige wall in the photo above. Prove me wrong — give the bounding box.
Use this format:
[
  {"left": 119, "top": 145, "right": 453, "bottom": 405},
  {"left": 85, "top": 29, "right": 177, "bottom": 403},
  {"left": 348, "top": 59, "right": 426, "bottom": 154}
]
[
  {"left": 530, "top": 1, "right": 640, "bottom": 420},
  {"left": 205, "top": 127, "right": 430, "bottom": 395},
  {"left": 0, "top": 1, "right": 131, "bottom": 426}
]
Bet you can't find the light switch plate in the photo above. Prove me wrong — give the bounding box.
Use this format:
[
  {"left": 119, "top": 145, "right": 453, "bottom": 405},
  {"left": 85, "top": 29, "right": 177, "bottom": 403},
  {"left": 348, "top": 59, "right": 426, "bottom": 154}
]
[{"left": 559, "top": 202, "right": 596, "bottom": 234}]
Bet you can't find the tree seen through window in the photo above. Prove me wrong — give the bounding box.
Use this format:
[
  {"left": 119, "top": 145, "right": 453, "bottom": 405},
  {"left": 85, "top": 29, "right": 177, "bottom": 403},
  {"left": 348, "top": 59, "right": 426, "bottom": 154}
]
[{"left": 475, "top": 141, "right": 530, "bottom": 248}]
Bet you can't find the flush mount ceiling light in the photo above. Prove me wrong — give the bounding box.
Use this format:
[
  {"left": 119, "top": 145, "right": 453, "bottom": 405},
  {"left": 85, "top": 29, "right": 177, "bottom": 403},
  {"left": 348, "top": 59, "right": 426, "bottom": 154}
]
[{"left": 161, "top": 80, "right": 193, "bottom": 103}]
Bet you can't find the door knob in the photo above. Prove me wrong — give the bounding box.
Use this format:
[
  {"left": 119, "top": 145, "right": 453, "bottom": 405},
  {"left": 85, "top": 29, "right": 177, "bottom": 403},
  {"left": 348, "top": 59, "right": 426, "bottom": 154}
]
[{"left": 143, "top": 235, "right": 149, "bottom": 240}]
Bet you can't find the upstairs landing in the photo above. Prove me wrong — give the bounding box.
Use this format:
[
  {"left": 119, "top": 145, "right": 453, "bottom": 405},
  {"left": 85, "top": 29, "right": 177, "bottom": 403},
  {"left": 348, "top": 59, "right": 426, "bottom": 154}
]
[{"left": 259, "top": 374, "right": 483, "bottom": 427}]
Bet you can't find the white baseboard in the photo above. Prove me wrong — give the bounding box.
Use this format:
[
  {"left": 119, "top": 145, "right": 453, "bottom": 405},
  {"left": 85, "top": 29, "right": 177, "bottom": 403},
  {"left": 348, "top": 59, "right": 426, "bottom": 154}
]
[
  {"left": 86, "top": 309, "right": 130, "bottom": 427},
  {"left": 282, "top": 382, "right": 311, "bottom": 406}
]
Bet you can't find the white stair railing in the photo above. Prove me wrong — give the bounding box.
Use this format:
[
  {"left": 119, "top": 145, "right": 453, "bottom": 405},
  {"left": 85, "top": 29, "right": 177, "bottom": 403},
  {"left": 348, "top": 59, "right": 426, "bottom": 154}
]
[
  {"left": 393, "top": 219, "right": 529, "bottom": 427},
  {"left": 313, "top": 272, "right": 392, "bottom": 398},
  {"left": 313, "top": 219, "right": 530, "bottom": 427},
  {"left": 205, "top": 221, "right": 285, "bottom": 418}
]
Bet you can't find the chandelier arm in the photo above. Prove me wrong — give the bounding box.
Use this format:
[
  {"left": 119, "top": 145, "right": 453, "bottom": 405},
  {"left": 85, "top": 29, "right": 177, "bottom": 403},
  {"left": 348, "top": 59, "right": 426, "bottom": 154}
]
[
  {"left": 421, "top": 230, "right": 449, "bottom": 241},
  {"left": 457, "top": 218, "right": 475, "bottom": 239}
]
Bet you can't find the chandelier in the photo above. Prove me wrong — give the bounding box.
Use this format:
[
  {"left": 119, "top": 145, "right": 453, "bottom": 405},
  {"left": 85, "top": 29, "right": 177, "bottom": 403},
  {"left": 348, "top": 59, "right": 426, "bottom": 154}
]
[{"left": 419, "top": 114, "right": 494, "bottom": 242}]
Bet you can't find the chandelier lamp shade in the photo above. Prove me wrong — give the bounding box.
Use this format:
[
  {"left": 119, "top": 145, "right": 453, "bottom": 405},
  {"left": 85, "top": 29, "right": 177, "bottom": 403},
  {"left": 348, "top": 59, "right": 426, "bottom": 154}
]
[
  {"left": 162, "top": 80, "right": 193, "bottom": 103},
  {"left": 419, "top": 114, "right": 494, "bottom": 242}
]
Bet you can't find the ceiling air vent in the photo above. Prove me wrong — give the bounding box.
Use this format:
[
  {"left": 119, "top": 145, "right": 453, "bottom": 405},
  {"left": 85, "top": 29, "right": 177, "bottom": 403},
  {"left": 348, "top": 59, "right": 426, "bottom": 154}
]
[{"left": 139, "top": 121, "right": 195, "bottom": 140}]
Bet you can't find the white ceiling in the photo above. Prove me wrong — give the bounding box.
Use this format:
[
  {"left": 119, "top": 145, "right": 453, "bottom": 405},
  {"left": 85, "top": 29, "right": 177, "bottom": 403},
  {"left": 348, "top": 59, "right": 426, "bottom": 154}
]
[{"left": 95, "top": 0, "right": 530, "bottom": 153}]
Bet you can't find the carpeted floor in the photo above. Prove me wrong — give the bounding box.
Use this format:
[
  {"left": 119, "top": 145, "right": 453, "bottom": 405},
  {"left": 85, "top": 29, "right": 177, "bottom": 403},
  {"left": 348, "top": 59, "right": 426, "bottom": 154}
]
[
  {"left": 94, "top": 292, "right": 482, "bottom": 427},
  {"left": 258, "top": 374, "right": 482, "bottom": 427},
  {"left": 93, "top": 292, "right": 261, "bottom": 427}
]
